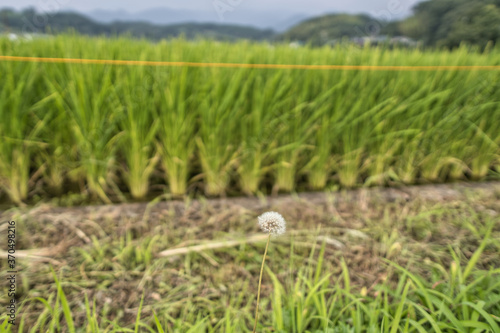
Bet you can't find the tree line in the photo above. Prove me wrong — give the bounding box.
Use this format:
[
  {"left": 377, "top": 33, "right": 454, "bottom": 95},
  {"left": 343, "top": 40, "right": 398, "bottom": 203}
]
[{"left": 2, "top": 0, "right": 500, "bottom": 48}]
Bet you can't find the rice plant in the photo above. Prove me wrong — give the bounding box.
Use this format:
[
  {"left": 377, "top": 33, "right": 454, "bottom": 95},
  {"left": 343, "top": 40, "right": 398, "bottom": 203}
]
[
  {"left": 155, "top": 66, "right": 197, "bottom": 197},
  {"left": 115, "top": 64, "right": 160, "bottom": 199},
  {"left": 0, "top": 60, "right": 46, "bottom": 204}
]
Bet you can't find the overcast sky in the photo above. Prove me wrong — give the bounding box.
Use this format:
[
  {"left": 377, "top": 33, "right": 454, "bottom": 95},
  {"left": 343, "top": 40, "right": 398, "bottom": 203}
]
[{"left": 2, "top": 0, "right": 423, "bottom": 18}]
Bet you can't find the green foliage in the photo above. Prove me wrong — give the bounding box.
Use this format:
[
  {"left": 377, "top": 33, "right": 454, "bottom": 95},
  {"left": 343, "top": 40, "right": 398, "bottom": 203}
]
[
  {"left": 0, "top": 61, "right": 45, "bottom": 203},
  {"left": 400, "top": 0, "right": 500, "bottom": 48},
  {"left": 4, "top": 1, "right": 500, "bottom": 49}
]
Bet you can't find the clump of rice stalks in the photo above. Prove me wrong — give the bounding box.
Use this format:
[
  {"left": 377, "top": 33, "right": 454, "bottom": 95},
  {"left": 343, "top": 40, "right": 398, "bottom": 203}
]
[{"left": 253, "top": 211, "right": 286, "bottom": 333}]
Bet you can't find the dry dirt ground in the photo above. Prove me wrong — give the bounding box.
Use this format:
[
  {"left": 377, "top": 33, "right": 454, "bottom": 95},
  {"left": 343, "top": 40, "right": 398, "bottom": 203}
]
[{"left": 1, "top": 182, "right": 499, "bottom": 327}]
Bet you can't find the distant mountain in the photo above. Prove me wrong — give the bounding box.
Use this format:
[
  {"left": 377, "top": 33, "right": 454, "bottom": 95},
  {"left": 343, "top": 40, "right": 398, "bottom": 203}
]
[
  {"left": 0, "top": 8, "right": 275, "bottom": 41},
  {"left": 86, "top": 7, "right": 310, "bottom": 32},
  {"left": 278, "top": 13, "right": 380, "bottom": 45}
]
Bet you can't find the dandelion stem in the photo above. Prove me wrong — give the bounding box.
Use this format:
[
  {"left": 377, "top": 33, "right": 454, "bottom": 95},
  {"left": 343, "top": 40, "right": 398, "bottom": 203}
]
[{"left": 253, "top": 233, "right": 271, "bottom": 333}]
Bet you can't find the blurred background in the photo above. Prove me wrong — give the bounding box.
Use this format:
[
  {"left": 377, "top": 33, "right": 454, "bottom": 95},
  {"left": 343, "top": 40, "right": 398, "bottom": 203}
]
[{"left": 1, "top": 0, "right": 499, "bottom": 48}]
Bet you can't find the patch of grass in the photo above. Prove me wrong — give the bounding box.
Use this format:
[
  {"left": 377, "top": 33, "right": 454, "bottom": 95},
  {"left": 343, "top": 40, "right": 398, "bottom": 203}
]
[
  {"left": 0, "top": 188, "right": 498, "bottom": 331},
  {"left": 1, "top": 235, "right": 499, "bottom": 332}
]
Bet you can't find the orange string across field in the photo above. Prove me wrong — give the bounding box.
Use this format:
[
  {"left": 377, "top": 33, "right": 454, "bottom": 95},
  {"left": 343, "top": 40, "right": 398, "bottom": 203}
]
[{"left": 1, "top": 55, "right": 500, "bottom": 71}]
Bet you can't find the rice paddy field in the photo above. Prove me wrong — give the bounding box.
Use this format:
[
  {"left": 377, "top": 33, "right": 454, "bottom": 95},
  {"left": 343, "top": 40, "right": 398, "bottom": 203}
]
[
  {"left": 0, "top": 35, "right": 499, "bottom": 205},
  {"left": 1, "top": 35, "right": 500, "bottom": 332}
]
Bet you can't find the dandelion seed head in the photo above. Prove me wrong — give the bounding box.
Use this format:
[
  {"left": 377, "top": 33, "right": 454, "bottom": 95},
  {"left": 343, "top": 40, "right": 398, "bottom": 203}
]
[{"left": 258, "top": 211, "right": 286, "bottom": 236}]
